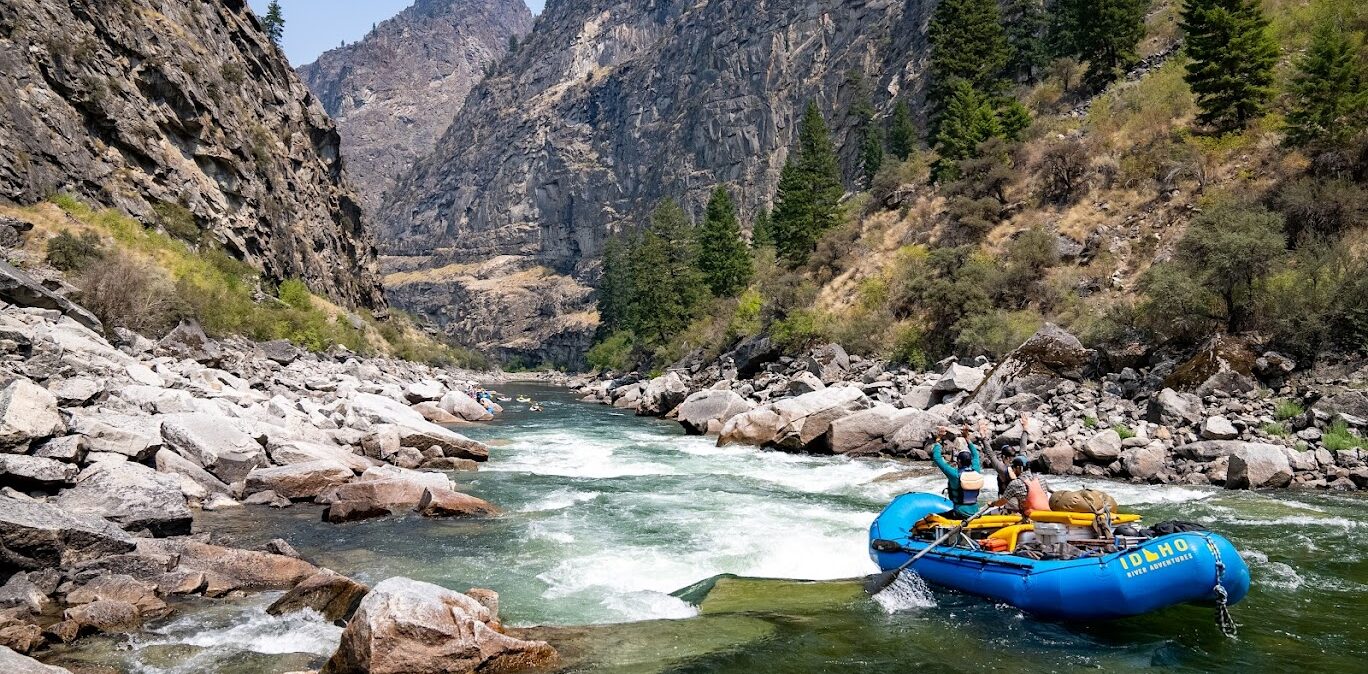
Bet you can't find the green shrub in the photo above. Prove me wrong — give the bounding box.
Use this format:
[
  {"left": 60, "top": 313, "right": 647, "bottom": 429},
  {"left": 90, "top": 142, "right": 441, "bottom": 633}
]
[
  {"left": 45, "top": 230, "right": 104, "bottom": 271},
  {"left": 1113, "top": 424, "right": 1136, "bottom": 440},
  {"left": 770, "top": 309, "right": 825, "bottom": 352},
  {"left": 278, "top": 279, "right": 314, "bottom": 310},
  {"left": 726, "top": 288, "right": 764, "bottom": 341},
  {"left": 889, "top": 322, "right": 930, "bottom": 370},
  {"left": 1262, "top": 422, "right": 1288, "bottom": 437},
  {"left": 587, "top": 331, "right": 636, "bottom": 372},
  {"left": 1274, "top": 399, "right": 1305, "bottom": 421},
  {"left": 1083, "top": 416, "right": 1099, "bottom": 429},
  {"left": 1324, "top": 420, "right": 1365, "bottom": 451},
  {"left": 152, "top": 201, "right": 199, "bottom": 242},
  {"left": 953, "top": 309, "right": 1042, "bottom": 359}
]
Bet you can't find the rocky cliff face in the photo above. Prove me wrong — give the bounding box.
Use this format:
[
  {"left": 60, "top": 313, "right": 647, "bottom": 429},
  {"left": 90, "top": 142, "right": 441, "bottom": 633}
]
[
  {"left": 377, "top": 0, "right": 936, "bottom": 365},
  {"left": 297, "top": 0, "right": 533, "bottom": 215},
  {"left": 0, "top": 0, "right": 385, "bottom": 309}
]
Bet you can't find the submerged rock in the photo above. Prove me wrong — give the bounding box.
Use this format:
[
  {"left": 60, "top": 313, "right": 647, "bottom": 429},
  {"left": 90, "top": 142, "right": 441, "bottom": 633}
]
[{"left": 322, "top": 577, "right": 555, "bottom": 674}]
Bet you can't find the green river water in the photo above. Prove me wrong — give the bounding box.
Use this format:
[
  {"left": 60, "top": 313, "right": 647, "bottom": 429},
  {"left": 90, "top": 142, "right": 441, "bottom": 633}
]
[{"left": 46, "top": 384, "right": 1368, "bottom": 673}]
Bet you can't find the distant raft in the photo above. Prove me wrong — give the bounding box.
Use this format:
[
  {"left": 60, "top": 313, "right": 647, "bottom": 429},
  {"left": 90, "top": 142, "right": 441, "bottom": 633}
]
[{"left": 868, "top": 493, "right": 1250, "bottom": 622}]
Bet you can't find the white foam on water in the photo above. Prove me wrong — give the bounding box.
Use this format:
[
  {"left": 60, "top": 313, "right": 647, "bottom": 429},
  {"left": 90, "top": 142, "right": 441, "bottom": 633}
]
[
  {"left": 873, "top": 572, "right": 937, "bottom": 613},
  {"left": 599, "top": 590, "right": 700, "bottom": 623},
  {"left": 1215, "top": 515, "right": 1362, "bottom": 529},
  {"left": 521, "top": 488, "right": 601, "bottom": 513},
  {"left": 1259, "top": 561, "right": 1305, "bottom": 591},
  {"left": 127, "top": 598, "right": 341, "bottom": 671},
  {"left": 487, "top": 430, "right": 680, "bottom": 478}
]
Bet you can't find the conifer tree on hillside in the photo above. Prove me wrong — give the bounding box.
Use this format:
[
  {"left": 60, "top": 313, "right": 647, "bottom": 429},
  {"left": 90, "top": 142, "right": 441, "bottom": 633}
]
[
  {"left": 262, "top": 1, "right": 285, "bottom": 45},
  {"left": 1182, "top": 0, "right": 1279, "bottom": 132},
  {"left": 698, "top": 186, "right": 754, "bottom": 297},
  {"left": 928, "top": 0, "right": 1011, "bottom": 121},
  {"left": 1003, "top": 0, "right": 1050, "bottom": 83},
  {"left": 751, "top": 209, "right": 774, "bottom": 250},
  {"left": 933, "top": 81, "right": 1004, "bottom": 179},
  {"left": 1286, "top": 21, "right": 1368, "bottom": 148},
  {"left": 772, "top": 103, "right": 844, "bottom": 266},
  {"left": 888, "top": 100, "right": 917, "bottom": 161},
  {"left": 862, "top": 124, "right": 885, "bottom": 189},
  {"left": 597, "top": 235, "right": 634, "bottom": 333},
  {"left": 849, "top": 74, "right": 884, "bottom": 189},
  {"left": 1049, "top": 0, "right": 1149, "bottom": 86},
  {"left": 627, "top": 200, "right": 707, "bottom": 345}
]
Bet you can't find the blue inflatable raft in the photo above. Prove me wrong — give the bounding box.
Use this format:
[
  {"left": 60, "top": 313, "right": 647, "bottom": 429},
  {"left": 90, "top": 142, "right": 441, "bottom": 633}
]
[{"left": 869, "top": 493, "right": 1250, "bottom": 621}]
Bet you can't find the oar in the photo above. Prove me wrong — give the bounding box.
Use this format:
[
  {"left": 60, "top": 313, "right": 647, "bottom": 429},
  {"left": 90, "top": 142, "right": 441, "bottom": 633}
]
[{"left": 865, "top": 504, "right": 997, "bottom": 595}]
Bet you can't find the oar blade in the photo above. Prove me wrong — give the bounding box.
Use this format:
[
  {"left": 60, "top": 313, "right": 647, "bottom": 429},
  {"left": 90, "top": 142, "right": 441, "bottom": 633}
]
[{"left": 864, "top": 569, "right": 901, "bottom": 595}]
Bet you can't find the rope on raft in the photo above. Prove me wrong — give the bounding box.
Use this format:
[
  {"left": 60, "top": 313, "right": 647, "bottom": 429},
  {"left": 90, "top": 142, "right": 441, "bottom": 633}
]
[{"left": 1203, "top": 534, "right": 1239, "bottom": 638}]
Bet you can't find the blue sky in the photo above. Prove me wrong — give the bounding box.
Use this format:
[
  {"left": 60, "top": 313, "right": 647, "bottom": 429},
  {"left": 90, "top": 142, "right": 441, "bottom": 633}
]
[{"left": 247, "top": 0, "right": 544, "bottom": 66}]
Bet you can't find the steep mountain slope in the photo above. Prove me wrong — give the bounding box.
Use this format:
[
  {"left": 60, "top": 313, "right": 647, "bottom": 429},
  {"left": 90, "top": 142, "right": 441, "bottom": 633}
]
[
  {"left": 377, "top": 0, "right": 936, "bottom": 366},
  {"left": 298, "top": 0, "right": 533, "bottom": 215},
  {"left": 0, "top": 0, "right": 384, "bottom": 309}
]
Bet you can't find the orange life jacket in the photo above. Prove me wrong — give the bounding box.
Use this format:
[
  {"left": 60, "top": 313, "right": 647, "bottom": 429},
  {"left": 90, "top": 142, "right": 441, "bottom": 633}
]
[{"left": 1022, "top": 474, "right": 1050, "bottom": 515}]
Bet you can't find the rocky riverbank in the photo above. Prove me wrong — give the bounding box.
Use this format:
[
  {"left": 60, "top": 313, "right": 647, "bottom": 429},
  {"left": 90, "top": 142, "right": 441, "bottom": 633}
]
[
  {"left": 0, "top": 300, "right": 555, "bottom": 670},
  {"left": 574, "top": 325, "right": 1368, "bottom": 492}
]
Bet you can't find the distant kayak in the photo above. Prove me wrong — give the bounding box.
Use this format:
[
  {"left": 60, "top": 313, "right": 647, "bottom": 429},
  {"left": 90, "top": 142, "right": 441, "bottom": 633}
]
[{"left": 869, "top": 493, "right": 1250, "bottom": 622}]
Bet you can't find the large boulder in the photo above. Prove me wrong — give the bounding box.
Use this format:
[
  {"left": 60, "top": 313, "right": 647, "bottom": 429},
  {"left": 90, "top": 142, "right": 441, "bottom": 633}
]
[
  {"left": 675, "top": 390, "right": 753, "bottom": 435},
  {"left": 321, "top": 577, "right": 555, "bottom": 674},
  {"left": 396, "top": 427, "right": 489, "bottom": 462},
  {"left": 62, "top": 599, "right": 142, "bottom": 634},
  {"left": 154, "top": 449, "right": 231, "bottom": 497},
  {"left": 637, "top": 372, "right": 689, "bottom": 417},
  {"left": 245, "top": 460, "right": 355, "bottom": 501},
  {"left": 0, "top": 498, "right": 136, "bottom": 570},
  {"left": 0, "top": 644, "right": 73, "bottom": 673},
  {"left": 1163, "top": 335, "right": 1256, "bottom": 393},
  {"left": 933, "top": 364, "right": 984, "bottom": 394},
  {"left": 415, "top": 487, "right": 500, "bottom": 518},
  {"left": 1081, "top": 429, "right": 1122, "bottom": 462},
  {"left": 1226, "top": 443, "right": 1294, "bottom": 489},
  {"left": 1201, "top": 417, "right": 1239, "bottom": 441},
  {"left": 1121, "top": 444, "right": 1167, "bottom": 481},
  {"left": 828, "top": 405, "right": 926, "bottom": 455},
  {"left": 65, "top": 411, "right": 162, "bottom": 461},
  {"left": 0, "top": 455, "right": 77, "bottom": 490},
  {"left": 55, "top": 462, "right": 192, "bottom": 537},
  {"left": 1036, "top": 443, "right": 1077, "bottom": 475},
  {"left": 886, "top": 410, "right": 953, "bottom": 455},
  {"left": 0, "top": 378, "right": 66, "bottom": 452},
  {"left": 65, "top": 574, "right": 168, "bottom": 618},
  {"left": 438, "top": 391, "right": 493, "bottom": 422},
  {"left": 322, "top": 466, "right": 455, "bottom": 523},
  {"left": 1175, "top": 440, "right": 1255, "bottom": 462},
  {"left": 1145, "top": 388, "right": 1203, "bottom": 428},
  {"left": 157, "top": 319, "right": 223, "bottom": 365},
  {"left": 135, "top": 539, "right": 319, "bottom": 595},
  {"left": 0, "top": 259, "right": 101, "bottom": 332},
  {"left": 718, "top": 387, "right": 871, "bottom": 452},
  {"left": 803, "top": 343, "right": 850, "bottom": 384},
  {"left": 160, "top": 414, "right": 268, "bottom": 484},
  {"left": 268, "top": 570, "right": 369, "bottom": 622},
  {"left": 970, "top": 324, "right": 1092, "bottom": 406},
  {"left": 267, "top": 440, "right": 373, "bottom": 474}
]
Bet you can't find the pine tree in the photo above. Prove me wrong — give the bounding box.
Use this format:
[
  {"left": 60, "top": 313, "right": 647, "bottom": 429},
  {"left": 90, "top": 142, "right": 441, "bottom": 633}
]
[
  {"left": 934, "top": 81, "right": 1004, "bottom": 179},
  {"left": 627, "top": 200, "right": 707, "bottom": 345},
  {"left": 1285, "top": 21, "right": 1367, "bottom": 148},
  {"left": 597, "top": 234, "right": 635, "bottom": 332},
  {"left": 772, "top": 102, "right": 844, "bottom": 266},
  {"left": 751, "top": 209, "right": 774, "bottom": 250},
  {"left": 698, "top": 186, "right": 754, "bottom": 297},
  {"left": 1049, "top": 0, "right": 1148, "bottom": 87},
  {"left": 862, "top": 124, "right": 886, "bottom": 189},
  {"left": 1003, "top": 0, "right": 1049, "bottom": 83},
  {"left": 1182, "top": 0, "right": 1279, "bottom": 132},
  {"left": 262, "top": 1, "right": 285, "bottom": 45},
  {"left": 508, "top": 35, "right": 520, "bottom": 53},
  {"left": 928, "top": 0, "right": 1011, "bottom": 119},
  {"left": 888, "top": 100, "right": 917, "bottom": 160}
]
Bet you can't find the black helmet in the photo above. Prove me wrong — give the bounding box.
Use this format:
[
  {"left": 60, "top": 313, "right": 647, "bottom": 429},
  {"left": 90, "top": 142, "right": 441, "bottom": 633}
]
[
  {"left": 956, "top": 450, "right": 973, "bottom": 468},
  {"left": 1011, "top": 455, "right": 1029, "bottom": 469}
]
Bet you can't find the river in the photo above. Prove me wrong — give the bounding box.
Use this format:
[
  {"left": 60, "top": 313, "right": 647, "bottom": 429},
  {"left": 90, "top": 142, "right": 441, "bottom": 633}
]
[{"left": 45, "top": 384, "right": 1368, "bottom": 673}]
